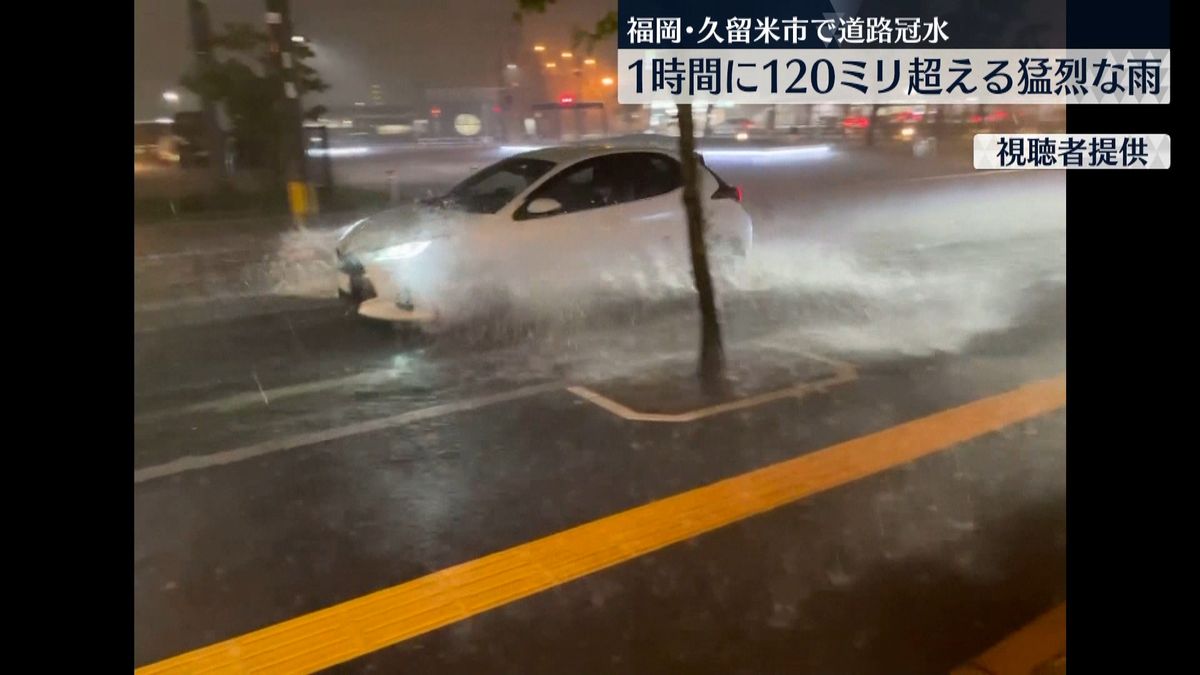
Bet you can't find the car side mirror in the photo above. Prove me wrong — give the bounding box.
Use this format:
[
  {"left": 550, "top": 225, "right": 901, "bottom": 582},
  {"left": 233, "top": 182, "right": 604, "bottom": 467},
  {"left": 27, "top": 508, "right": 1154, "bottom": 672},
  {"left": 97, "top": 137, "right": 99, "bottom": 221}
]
[{"left": 525, "top": 197, "right": 562, "bottom": 215}]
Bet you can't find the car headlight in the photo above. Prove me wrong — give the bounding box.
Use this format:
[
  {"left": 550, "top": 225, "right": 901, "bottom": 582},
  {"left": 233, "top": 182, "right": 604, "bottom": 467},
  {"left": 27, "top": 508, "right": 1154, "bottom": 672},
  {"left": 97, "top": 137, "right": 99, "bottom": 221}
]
[
  {"left": 337, "top": 217, "right": 369, "bottom": 242},
  {"left": 900, "top": 127, "right": 915, "bottom": 138},
  {"left": 371, "top": 240, "right": 432, "bottom": 261}
]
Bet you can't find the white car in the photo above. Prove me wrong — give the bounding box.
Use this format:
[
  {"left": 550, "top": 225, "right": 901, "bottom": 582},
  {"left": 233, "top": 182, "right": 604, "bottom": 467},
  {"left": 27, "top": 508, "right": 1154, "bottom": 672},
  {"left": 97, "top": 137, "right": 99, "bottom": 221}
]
[{"left": 335, "top": 145, "right": 753, "bottom": 323}]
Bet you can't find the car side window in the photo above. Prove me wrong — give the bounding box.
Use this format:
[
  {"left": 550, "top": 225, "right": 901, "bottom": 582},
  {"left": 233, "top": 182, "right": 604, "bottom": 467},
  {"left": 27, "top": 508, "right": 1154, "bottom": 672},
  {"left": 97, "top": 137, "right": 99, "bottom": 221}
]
[
  {"left": 517, "top": 153, "right": 682, "bottom": 220},
  {"left": 620, "top": 152, "right": 682, "bottom": 200},
  {"left": 517, "top": 156, "right": 630, "bottom": 219},
  {"left": 444, "top": 158, "right": 555, "bottom": 214},
  {"left": 469, "top": 168, "right": 536, "bottom": 199}
]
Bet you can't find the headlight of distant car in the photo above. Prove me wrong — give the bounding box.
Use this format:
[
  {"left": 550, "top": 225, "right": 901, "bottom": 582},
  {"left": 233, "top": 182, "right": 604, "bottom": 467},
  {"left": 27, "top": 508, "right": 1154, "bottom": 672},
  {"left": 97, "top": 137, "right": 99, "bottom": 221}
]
[
  {"left": 900, "top": 127, "right": 916, "bottom": 138},
  {"left": 735, "top": 131, "right": 749, "bottom": 141},
  {"left": 371, "top": 240, "right": 432, "bottom": 261}
]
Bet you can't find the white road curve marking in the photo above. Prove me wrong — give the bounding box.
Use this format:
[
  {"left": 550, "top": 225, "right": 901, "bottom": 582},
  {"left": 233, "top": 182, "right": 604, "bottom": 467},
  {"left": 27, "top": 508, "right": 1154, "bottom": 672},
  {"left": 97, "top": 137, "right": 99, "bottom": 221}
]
[
  {"left": 567, "top": 359, "right": 857, "bottom": 423},
  {"left": 133, "top": 381, "right": 564, "bottom": 484}
]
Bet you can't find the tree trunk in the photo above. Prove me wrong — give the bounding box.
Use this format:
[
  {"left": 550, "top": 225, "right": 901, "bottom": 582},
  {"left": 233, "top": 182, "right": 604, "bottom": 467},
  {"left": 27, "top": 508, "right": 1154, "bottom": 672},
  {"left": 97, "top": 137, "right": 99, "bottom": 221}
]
[{"left": 675, "top": 103, "right": 725, "bottom": 386}]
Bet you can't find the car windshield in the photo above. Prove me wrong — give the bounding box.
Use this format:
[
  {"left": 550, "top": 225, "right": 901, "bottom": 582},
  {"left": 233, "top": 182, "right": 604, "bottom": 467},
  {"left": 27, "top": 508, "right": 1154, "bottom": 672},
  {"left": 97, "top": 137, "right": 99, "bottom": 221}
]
[{"left": 440, "top": 157, "right": 555, "bottom": 213}]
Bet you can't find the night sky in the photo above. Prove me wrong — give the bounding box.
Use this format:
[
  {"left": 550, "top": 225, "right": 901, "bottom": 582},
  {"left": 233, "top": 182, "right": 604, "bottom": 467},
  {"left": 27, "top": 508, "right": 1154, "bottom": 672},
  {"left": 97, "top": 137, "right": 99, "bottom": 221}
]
[{"left": 134, "top": 0, "right": 615, "bottom": 119}]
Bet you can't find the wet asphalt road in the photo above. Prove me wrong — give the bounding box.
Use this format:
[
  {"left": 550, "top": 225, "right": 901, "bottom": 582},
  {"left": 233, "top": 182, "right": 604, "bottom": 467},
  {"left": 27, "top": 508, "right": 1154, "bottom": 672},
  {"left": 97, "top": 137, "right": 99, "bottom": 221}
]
[{"left": 134, "top": 143, "right": 1066, "bottom": 673}]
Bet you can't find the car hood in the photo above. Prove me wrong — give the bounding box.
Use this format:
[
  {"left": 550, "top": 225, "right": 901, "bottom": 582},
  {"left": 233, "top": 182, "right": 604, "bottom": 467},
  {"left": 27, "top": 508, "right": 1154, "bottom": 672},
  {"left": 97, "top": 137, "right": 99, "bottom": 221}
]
[{"left": 337, "top": 202, "right": 471, "bottom": 257}]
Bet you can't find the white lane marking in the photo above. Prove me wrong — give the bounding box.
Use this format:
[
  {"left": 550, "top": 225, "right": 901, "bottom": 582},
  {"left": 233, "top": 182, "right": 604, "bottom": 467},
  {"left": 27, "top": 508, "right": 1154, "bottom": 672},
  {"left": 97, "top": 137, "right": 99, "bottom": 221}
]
[
  {"left": 135, "top": 214, "right": 291, "bottom": 230},
  {"left": 135, "top": 246, "right": 254, "bottom": 262},
  {"left": 134, "top": 301, "right": 336, "bottom": 335},
  {"left": 135, "top": 335, "right": 831, "bottom": 423},
  {"left": 135, "top": 368, "right": 402, "bottom": 422},
  {"left": 133, "top": 382, "right": 564, "bottom": 484},
  {"left": 135, "top": 345, "right": 701, "bottom": 423}
]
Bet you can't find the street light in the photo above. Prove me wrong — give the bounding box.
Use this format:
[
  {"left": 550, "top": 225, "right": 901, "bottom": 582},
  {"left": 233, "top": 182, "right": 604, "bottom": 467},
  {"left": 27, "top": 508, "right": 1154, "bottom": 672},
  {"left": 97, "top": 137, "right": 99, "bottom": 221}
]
[
  {"left": 545, "top": 62, "right": 557, "bottom": 69},
  {"left": 162, "top": 90, "right": 180, "bottom": 104},
  {"left": 291, "top": 35, "right": 306, "bottom": 43},
  {"left": 533, "top": 44, "right": 546, "bottom": 52},
  {"left": 584, "top": 58, "right": 596, "bottom": 66},
  {"left": 601, "top": 76, "right": 614, "bottom": 86},
  {"left": 561, "top": 51, "right": 573, "bottom": 59},
  {"left": 506, "top": 63, "right": 518, "bottom": 69}
]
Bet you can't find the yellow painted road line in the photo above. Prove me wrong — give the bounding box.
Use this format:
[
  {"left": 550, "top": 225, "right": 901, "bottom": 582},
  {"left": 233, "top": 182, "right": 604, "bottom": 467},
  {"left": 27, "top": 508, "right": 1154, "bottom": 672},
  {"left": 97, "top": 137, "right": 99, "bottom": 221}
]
[
  {"left": 137, "top": 374, "right": 1066, "bottom": 674},
  {"left": 951, "top": 603, "right": 1066, "bottom": 675}
]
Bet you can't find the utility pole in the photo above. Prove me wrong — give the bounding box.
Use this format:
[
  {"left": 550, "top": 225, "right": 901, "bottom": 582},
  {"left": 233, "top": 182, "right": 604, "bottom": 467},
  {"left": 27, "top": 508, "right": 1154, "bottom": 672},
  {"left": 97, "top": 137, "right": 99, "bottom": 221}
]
[
  {"left": 264, "top": 0, "right": 312, "bottom": 226},
  {"left": 187, "top": 0, "right": 228, "bottom": 191}
]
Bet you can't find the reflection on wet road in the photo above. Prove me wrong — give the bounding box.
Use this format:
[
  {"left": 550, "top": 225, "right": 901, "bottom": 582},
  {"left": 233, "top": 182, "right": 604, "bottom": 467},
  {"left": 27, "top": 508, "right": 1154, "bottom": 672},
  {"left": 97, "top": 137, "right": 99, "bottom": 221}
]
[{"left": 135, "top": 145, "right": 1065, "bottom": 673}]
